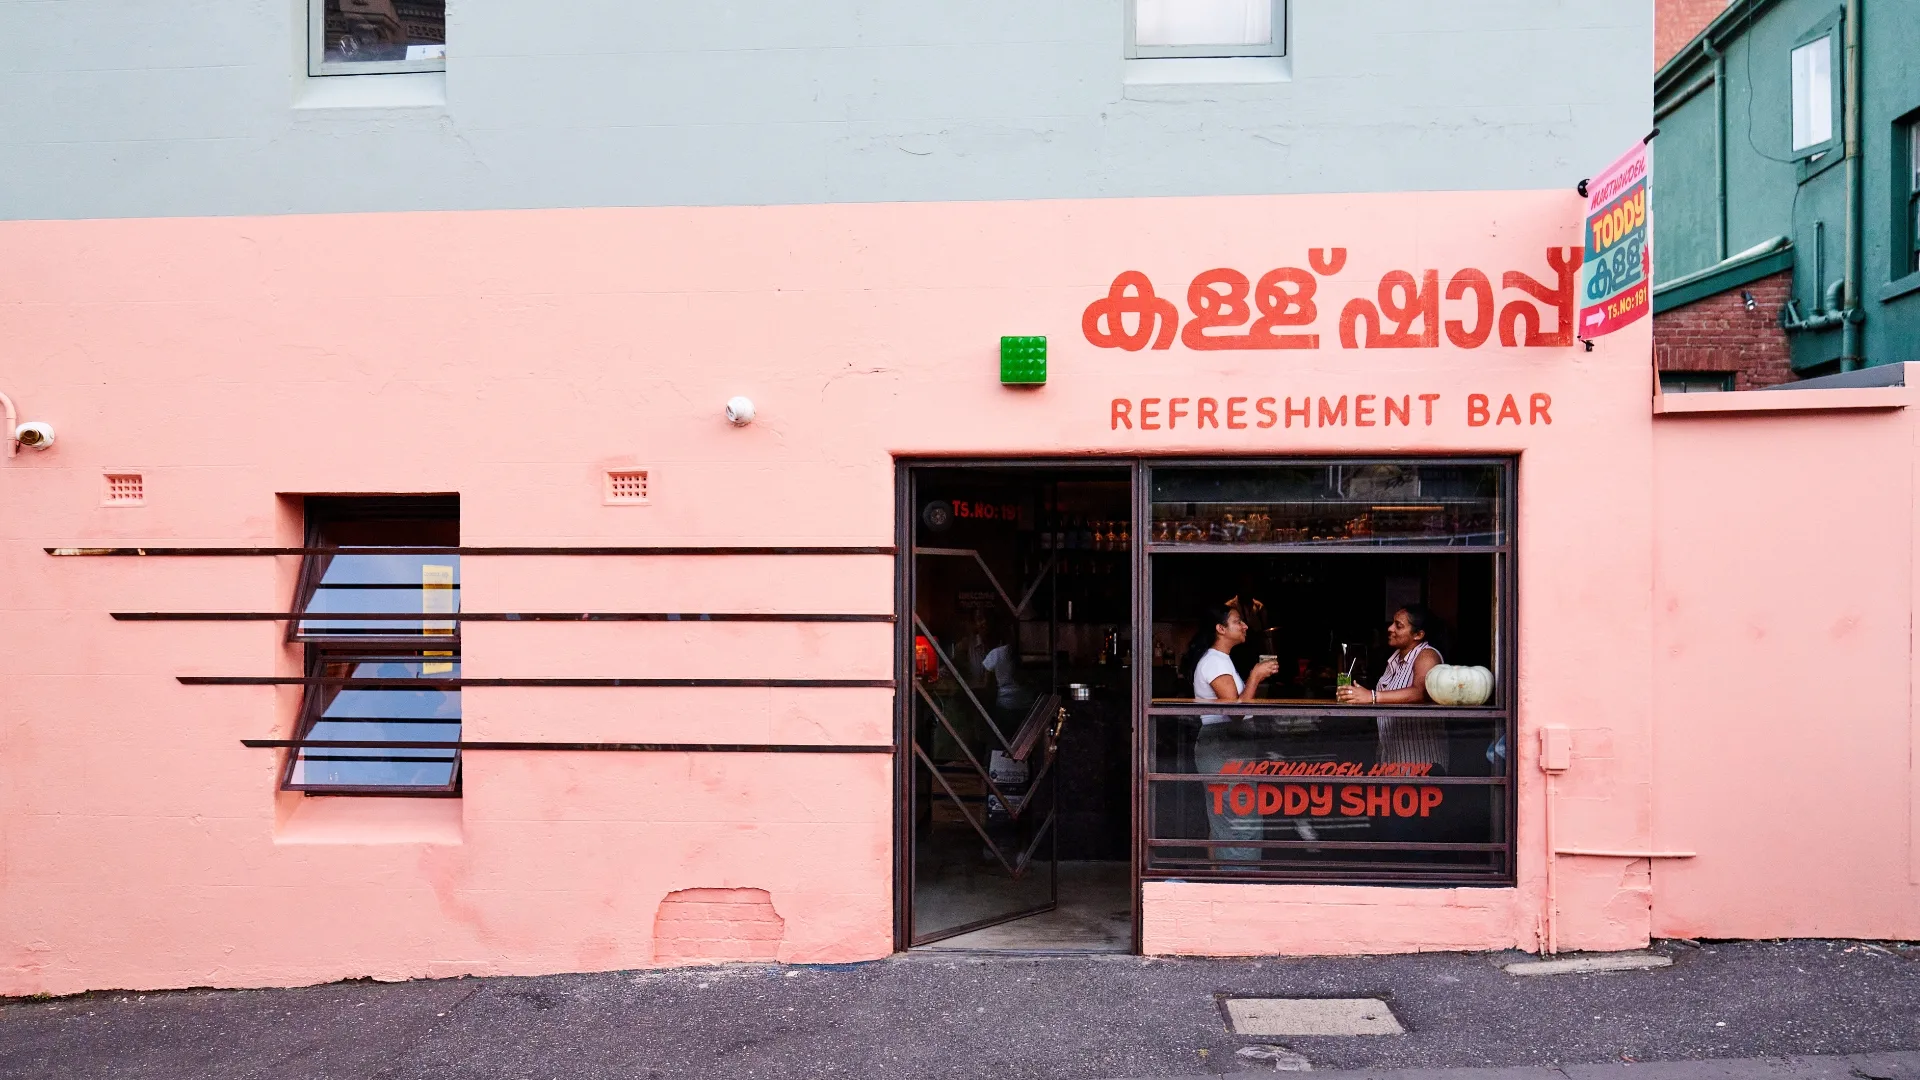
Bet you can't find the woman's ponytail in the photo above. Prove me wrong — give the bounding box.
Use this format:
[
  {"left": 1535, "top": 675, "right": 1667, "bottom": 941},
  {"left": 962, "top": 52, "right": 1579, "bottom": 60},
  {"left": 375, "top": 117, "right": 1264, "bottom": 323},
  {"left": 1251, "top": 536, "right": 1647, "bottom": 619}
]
[{"left": 1178, "top": 602, "right": 1236, "bottom": 679}]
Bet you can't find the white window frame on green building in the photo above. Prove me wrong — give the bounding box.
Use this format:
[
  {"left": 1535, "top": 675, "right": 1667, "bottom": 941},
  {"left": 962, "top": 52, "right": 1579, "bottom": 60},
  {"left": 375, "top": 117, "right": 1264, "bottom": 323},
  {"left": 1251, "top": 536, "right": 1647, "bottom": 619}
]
[{"left": 1788, "top": 11, "right": 1843, "bottom": 160}]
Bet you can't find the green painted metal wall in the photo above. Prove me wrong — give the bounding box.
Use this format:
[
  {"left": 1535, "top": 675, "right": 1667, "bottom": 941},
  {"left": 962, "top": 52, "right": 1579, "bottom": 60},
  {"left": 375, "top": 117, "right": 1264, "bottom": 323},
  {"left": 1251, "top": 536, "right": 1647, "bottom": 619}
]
[{"left": 1654, "top": 0, "right": 1920, "bottom": 372}]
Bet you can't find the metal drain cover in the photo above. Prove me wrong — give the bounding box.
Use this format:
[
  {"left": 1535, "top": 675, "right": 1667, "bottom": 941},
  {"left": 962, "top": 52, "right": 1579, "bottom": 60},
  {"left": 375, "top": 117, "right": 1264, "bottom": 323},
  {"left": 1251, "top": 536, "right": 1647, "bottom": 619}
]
[{"left": 1223, "top": 997, "right": 1405, "bottom": 1036}]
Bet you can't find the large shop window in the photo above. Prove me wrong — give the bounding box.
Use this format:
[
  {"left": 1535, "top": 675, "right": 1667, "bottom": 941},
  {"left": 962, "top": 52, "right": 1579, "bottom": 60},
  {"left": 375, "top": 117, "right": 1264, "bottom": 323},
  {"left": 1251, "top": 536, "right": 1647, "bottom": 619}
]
[
  {"left": 310, "top": 0, "right": 446, "bottom": 76},
  {"left": 1144, "top": 462, "right": 1514, "bottom": 884},
  {"left": 283, "top": 496, "right": 461, "bottom": 796}
]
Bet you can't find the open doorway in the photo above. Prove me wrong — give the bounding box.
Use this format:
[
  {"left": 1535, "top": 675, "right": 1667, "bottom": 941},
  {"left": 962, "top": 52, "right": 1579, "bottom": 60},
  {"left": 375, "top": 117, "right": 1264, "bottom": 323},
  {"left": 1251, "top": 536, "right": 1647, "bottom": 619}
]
[{"left": 899, "top": 463, "right": 1135, "bottom": 952}]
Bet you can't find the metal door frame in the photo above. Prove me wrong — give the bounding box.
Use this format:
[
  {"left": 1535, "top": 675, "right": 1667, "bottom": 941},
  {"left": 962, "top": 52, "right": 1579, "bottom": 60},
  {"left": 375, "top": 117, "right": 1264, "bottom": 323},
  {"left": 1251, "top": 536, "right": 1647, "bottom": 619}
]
[{"left": 894, "top": 457, "right": 1140, "bottom": 952}]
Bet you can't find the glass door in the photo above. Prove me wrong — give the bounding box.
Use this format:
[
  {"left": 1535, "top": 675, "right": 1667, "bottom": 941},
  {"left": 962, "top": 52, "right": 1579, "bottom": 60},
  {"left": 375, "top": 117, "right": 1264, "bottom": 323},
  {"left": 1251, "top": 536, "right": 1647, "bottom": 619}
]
[{"left": 905, "top": 470, "right": 1062, "bottom": 945}]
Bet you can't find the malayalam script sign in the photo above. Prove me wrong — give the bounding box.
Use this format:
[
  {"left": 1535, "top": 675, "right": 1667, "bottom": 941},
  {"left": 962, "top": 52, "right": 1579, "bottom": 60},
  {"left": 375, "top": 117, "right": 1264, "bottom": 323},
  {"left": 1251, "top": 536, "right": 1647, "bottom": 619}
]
[
  {"left": 1577, "top": 141, "right": 1652, "bottom": 339},
  {"left": 1081, "top": 247, "right": 1584, "bottom": 353}
]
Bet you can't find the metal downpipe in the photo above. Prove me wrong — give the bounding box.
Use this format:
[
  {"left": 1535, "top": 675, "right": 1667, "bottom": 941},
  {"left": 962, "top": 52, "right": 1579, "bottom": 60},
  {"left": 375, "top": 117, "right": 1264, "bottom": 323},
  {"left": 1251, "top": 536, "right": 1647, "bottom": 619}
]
[
  {"left": 1840, "top": 0, "right": 1864, "bottom": 368},
  {"left": 1703, "top": 40, "right": 1728, "bottom": 261}
]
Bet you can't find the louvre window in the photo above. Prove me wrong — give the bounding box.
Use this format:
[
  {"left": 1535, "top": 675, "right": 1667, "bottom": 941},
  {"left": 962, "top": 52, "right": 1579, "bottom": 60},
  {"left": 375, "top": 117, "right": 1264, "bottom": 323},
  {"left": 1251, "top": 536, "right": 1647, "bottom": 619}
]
[{"left": 285, "top": 496, "right": 460, "bottom": 796}]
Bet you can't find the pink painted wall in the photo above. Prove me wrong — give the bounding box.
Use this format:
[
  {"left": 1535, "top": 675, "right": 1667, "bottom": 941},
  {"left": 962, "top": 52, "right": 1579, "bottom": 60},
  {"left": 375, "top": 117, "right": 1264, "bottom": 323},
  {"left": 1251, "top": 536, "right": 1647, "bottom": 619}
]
[
  {"left": 1, "top": 191, "right": 1669, "bottom": 992},
  {"left": 1649, "top": 384, "right": 1920, "bottom": 940}
]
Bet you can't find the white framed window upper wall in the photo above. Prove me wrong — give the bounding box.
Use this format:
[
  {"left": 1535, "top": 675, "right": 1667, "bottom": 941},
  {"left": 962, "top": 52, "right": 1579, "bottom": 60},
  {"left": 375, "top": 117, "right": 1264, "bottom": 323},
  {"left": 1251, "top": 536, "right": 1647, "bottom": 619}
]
[
  {"left": 1788, "top": 10, "right": 1842, "bottom": 159},
  {"left": 1127, "top": 0, "right": 1287, "bottom": 59},
  {"left": 309, "top": 0, "right": 447, "bottom": 77}
]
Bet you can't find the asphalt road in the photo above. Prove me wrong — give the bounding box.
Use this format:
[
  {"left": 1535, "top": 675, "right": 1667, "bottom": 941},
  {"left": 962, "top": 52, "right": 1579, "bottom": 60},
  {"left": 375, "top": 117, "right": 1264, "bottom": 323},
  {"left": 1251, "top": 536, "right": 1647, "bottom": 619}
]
[{"left": 2, "top": 940, "right": 1916, "bottom": 1079}]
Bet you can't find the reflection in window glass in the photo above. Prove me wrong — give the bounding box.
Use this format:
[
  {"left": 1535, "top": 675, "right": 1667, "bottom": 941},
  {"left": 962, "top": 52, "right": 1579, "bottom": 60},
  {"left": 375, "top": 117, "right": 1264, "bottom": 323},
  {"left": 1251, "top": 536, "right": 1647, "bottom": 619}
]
[
  {"left": 295, "top": 496, "right": 459, "bottom": 643},
  {"left": 296, "top": 553, "right": 460, "bottom": 640},
  {"left": 1791, "top": 36, "right": 1833, "bottom": 151},
  {"left": 287, "top": 656, "right": 460, "bottom": 793},
  {"left": 321, "top": 0, "right": 446, "bottom": 66},
  {"left": 289, "top": 496, "right": 460, "bottom": 795}
]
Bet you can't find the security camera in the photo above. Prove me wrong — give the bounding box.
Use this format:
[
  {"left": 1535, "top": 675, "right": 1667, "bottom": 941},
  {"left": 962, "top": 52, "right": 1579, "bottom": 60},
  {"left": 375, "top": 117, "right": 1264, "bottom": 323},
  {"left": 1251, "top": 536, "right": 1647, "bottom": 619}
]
[
  {"left": 14, "top": 421, "right": 54, "bottom": 450},
  {"left": 725, "top": 396, "right": 756, "bottom": 426}
]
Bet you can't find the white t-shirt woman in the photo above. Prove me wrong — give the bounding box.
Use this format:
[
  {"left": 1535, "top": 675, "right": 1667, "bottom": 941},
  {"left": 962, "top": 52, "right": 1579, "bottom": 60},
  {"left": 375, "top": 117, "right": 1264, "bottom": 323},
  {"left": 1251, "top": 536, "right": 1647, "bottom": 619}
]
[{"left": 1193, "top": 648, "right": 1243, "bottom": 726}]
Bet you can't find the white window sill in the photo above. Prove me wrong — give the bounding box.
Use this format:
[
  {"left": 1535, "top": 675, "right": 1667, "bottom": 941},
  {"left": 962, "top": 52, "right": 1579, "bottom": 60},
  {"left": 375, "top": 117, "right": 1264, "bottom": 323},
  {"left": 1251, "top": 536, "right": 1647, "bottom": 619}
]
[
  {"left": 295, "top": 70, "right": 447, "bottom": 111},
  {"left": 1124, "top": 56, "right": 1291, "bottom": 85}
]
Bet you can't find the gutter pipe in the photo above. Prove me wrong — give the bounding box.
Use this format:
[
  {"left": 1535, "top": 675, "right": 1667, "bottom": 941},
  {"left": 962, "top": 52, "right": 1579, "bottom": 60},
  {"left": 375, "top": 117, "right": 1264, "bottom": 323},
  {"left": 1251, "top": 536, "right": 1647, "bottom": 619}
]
[
  {"left": 1840, "top": 0, "right": 1864, "bottom": 368},
  {"left": 1702, "top": 40, "right": 1729, "bottom": 261}
]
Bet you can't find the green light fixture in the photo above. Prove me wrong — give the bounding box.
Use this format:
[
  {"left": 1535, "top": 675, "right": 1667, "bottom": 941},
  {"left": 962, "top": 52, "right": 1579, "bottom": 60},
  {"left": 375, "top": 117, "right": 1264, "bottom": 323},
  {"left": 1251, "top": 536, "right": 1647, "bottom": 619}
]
[{"left": 999, "top": 336, "right": 1046, "bottom": 385}]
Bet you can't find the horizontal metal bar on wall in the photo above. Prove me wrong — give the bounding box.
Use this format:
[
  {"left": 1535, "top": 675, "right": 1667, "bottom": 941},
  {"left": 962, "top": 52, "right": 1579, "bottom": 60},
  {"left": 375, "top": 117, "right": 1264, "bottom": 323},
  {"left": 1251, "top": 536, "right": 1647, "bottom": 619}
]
[
  {"left": 182, "top": 676, "right": 895, "bottom": 688},
  {"left": 116, "top": 611, "right": 894, "bottom": 623},
  {"left": 309, "top": 716, "right": 463, "bottom": 724},
  {"left": 1144, "top": 864, "right": 1505, "bottom": 883},
  {"left": 1146, "top": 704, "right": 1505, "bottom": 718},
  {"left": 1146, "top": 838, "right": 1506, "bottom": 852},
  {"left": 247, "top": 739, "right": 894, "bottom": 753},
  {"left": 1145, "top": 543, "right": 1507, "bottom": 556},
  {"left": 1555, "top": 848, "right": 1696, "bottom": 859},
  {"left": 49, "top": 546, "right": 895, "bottom": 557},
  {"left": 1145, "top": 772, "right": 1509, "bottom": 786}
]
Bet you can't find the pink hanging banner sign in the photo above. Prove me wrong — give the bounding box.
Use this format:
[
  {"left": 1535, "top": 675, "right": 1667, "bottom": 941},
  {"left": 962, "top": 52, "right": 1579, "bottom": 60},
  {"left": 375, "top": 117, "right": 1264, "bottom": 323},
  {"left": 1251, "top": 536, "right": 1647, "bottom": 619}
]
[{"left": 1577, "top": 140, "right": 1652, "bottom": 339}]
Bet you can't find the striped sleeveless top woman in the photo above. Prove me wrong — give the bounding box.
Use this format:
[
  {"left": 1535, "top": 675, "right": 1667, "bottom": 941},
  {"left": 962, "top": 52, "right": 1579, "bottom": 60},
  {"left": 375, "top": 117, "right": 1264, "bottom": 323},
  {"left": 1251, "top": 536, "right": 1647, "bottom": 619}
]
[{"left": 1375, "top": 641, "right": 1450, "bottom": 768}]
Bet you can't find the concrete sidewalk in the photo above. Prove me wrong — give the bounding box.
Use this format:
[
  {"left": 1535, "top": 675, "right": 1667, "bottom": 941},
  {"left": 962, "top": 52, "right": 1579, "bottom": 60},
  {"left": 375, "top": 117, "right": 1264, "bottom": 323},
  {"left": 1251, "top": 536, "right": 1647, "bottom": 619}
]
[{"left": 2, "top": 940, "right": 1916, "bottom": 1079}]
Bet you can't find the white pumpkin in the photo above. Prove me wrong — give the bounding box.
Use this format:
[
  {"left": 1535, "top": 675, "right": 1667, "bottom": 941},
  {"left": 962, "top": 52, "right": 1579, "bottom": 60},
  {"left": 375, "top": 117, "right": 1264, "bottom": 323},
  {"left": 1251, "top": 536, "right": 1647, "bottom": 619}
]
[{"left": 1425, "top": 664, "right": 1494, "bottom": 706}]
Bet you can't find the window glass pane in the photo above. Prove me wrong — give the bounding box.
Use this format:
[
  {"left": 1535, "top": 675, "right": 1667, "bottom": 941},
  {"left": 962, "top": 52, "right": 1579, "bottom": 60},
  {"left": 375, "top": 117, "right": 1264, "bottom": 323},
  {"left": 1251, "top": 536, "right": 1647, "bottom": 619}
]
[
  {"left": 1150, "top": 463, "right": 1503, "bottom": 546},
  {"left": 321, "top": 0, "right": 446, "bottom": 64},
  {"left": 1136, "top": 0, "right": 1271, "bottom": 46},
  {"left": 297, "top": 553, "right": 460, "bottom": 639},
  {"left": 289, "top": 656, "right": 460, "bottom": 790},
  {"left": 296, "top": 497, "right": 458, "bottom": 641},
  {"left": 1146, "top": 714, "right": 1506, "bottom": 877},
  {"left": 1791, "top": 36, "right": 1832, "bottom": 150}
]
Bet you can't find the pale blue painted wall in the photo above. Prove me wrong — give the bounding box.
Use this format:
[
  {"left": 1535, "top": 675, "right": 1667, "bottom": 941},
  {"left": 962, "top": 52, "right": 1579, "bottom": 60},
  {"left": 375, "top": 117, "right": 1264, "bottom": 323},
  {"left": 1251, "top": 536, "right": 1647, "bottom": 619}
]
[{"left": 0, "top": 0, "right": 1651, "bottom": 219}]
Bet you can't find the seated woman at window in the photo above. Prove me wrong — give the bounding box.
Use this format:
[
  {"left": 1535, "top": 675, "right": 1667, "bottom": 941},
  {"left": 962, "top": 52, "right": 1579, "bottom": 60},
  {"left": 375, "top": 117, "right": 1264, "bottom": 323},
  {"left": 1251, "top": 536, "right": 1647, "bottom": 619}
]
[
  {"left": 1183, "top": 602, "right": 1281, "bottom": 863},
  {"left": 1335, "top": 604, "right": 1450, "bottom": 774}
]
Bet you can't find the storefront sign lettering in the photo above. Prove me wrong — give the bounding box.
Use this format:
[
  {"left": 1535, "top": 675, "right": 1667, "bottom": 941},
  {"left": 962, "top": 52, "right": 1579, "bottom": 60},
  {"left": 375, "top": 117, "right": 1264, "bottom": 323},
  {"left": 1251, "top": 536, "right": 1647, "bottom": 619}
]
[
  {"left": 1577, "top": 140, "right": 1652, "bottom": 338},
  {"left": 1222, "top": 759, "right": 1434, "bottom": 778},
  {"left": 1109, "top": 393, "right": 1552, "bottom": 430},
  {"left": 1082, "top": 248, "right": 1582, "bottom": 353},
  {"left": 1205, "top": 781, "right": 1445, "bottom": 819}
]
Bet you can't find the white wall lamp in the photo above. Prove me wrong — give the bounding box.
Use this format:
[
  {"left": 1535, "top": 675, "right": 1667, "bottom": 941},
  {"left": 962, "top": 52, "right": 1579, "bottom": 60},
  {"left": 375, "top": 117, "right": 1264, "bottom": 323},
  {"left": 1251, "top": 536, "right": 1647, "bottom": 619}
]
[
  {"left": 725, "top": 396, "right": 756, "bottom": 426},
  {"left": 0, "top": 390, "right": 55, "bottom": 456}
]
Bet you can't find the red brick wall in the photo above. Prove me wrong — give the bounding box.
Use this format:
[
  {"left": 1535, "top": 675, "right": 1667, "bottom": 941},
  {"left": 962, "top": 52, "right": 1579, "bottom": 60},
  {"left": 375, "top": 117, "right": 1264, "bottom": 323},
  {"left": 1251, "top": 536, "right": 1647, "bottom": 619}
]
[
  {"left": 1657, "top": 0, "right": 1728, "bottom": 67},
  {"left": 1653, "top": 269, "right": 1797, "bottom": 390},
  {"left": 653, "top": 887, "right": 786, "bottom": 966}
]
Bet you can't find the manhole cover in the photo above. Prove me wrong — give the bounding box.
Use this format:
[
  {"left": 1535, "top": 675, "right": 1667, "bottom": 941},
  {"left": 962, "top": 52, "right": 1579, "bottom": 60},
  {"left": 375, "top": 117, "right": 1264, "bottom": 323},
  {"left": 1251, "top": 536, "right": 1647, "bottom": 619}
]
[{"left": 1223, "top": 997, "right": 1404, "bottom": 1036}]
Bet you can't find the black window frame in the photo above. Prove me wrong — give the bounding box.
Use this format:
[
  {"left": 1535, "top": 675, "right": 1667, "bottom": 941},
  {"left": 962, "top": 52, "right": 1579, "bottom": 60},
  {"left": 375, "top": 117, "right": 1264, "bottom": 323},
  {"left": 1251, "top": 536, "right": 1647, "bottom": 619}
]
[
  {"left": 281, "top": 648, "right": 463, "bottom": 797},
  {"left": 1134, "top": 457, "right": 1517, "bottom": 887},
  {"left": 283, "top": 495, "right": 462, "bottom": 797}
]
